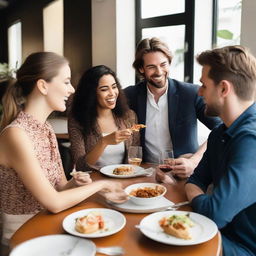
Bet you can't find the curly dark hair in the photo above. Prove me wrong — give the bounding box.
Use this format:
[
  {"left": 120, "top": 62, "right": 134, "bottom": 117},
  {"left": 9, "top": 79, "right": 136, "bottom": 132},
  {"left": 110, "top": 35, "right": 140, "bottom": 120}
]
[{"left": 71, "top": 65, "right": 130, "bottom": 135}]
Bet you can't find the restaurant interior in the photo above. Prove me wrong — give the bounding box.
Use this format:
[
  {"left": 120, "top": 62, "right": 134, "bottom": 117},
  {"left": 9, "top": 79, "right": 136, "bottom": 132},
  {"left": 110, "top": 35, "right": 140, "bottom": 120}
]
[{"left": 0, "top": 0, "right": 256, "bottom": 255}]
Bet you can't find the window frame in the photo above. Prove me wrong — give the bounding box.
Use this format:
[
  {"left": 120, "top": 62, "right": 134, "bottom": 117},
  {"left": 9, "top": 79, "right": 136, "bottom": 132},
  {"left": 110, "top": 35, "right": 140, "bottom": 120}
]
[{"left": 135, "top": 0, "right": 195, "bottom": 83}]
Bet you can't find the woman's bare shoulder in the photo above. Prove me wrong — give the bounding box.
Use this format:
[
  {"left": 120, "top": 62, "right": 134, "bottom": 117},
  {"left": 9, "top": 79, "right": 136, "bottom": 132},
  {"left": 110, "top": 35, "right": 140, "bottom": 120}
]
[{"left": 0, "top": 126, "right": 32, "bottom": 149}]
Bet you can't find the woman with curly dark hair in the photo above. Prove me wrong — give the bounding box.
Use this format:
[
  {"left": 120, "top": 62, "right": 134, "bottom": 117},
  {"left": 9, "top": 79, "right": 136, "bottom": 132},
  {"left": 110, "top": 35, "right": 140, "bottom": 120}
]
[{"left": 68, "top": 65, "right": 140, "bottom": 171}]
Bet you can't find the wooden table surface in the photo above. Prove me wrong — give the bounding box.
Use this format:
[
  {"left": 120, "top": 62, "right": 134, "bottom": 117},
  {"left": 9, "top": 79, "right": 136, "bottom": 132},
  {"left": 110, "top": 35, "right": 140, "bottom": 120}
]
[{"left": 10, "top": 164, "right": 221, "bottom": 256}]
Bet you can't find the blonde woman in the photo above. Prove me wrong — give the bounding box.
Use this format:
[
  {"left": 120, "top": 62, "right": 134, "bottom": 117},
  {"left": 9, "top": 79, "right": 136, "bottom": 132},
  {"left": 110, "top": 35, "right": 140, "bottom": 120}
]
[{"left": 0, "top": 52, "right": 127, "bottom": 249}]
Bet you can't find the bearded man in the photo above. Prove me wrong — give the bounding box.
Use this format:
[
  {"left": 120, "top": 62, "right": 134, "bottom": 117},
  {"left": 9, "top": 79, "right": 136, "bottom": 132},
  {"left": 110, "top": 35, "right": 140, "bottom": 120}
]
[{"left": 124, "top": 37, "right": 221, "bottom": 178}]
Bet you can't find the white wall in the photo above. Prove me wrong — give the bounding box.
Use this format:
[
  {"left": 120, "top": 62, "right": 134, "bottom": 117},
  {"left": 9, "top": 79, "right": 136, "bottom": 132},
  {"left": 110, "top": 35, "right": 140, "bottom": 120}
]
[
  {"left": 91, "top": 0, "right": 116, "bottom": 71},
  {"left": 91, "top": 0, "right": 135, "bottom": 87},
  {"left": 116, "top": 0, "right": 135, "bottom": 87},
  {"left": 43, "top": 0, "right": 63, "bottom": 55},
  {"left": 194, "top": 0, "right": 213, "bottom": 144},
  {"left": 241, "top": 0, "right": 256, "bottom": 56},
  {"left": 193, "top": 0, "right": 213, "bottom": 84}
]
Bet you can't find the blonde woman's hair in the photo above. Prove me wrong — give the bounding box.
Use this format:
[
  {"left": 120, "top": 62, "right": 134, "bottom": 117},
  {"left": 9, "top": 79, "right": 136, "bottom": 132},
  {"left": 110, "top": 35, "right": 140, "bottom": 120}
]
[{"left": 0, "top": 52, "right": 68, "bottom": 131}]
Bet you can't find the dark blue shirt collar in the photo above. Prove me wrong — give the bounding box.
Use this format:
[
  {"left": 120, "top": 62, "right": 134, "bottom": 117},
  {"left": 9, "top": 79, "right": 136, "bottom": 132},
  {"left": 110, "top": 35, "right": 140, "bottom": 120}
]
[{"left": 223, "top": 103, "right": 256, "bottom": 138}]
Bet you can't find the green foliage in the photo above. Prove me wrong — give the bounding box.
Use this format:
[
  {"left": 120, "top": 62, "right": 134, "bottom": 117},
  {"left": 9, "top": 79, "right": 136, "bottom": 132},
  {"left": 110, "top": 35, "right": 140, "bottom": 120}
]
[
  {"left": 217, "top": 29, "right": 233, "bottom": 40},
  {"left": 0, "top": 63, "right": 16, "bottom": 81},
  {"left": 0, "top": 63, "right": 16, "bottom": 118}
]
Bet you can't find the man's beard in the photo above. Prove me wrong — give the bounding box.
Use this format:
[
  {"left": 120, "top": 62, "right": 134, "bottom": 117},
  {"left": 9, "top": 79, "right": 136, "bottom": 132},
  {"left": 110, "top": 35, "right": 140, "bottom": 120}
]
[
  {"left": 205, "top": 104, "right": 220, "bottom": 117},
  {"left": 146, "top": 74, "right": 168, "bottom": 89}
]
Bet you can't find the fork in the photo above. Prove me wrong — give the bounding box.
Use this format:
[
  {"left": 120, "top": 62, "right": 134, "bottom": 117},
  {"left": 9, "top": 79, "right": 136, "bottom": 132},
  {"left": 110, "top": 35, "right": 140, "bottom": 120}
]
[
  {"left": 96, "top": 246, "right": 125, "bottom": 256},
  {"left": 162, "top": 200, "right": 190, "bottom": 211}
]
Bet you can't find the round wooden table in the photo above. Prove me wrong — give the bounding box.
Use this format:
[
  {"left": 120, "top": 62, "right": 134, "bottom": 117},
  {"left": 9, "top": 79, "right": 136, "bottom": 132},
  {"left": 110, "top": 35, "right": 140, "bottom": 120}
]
[{"left": 10, "top": 165, "right": 221, "bottom": 256}]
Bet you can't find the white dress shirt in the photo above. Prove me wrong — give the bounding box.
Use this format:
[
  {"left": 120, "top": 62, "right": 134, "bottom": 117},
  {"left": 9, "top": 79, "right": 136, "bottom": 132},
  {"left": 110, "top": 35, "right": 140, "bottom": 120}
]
[{"left": 144, "top": 86, "right": 173, "bottom": 163}]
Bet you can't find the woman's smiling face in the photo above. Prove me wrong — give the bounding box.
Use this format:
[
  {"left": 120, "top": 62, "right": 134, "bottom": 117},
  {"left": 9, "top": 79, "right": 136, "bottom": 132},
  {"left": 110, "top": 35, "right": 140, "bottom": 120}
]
[{"left": 96, "top": 74, "right": 119, "bottom": 110}]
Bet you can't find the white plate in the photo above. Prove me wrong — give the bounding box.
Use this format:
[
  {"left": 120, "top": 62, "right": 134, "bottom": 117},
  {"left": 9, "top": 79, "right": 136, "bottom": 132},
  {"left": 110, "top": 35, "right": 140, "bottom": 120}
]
[
  {"left": 100, "top": 164, "right": 145, "bottom": 178},
  {"left": 139, "top": 211, "right": 218, "bottom": 246},
  {"left": 109, "top": 197, "right": 174, "bottom": 213},
  {"left": 62, "top": 208, "right": 126, "bottom": 238},
  {"left": 10, "top": 234, "right": 96, "bottom": 256}
]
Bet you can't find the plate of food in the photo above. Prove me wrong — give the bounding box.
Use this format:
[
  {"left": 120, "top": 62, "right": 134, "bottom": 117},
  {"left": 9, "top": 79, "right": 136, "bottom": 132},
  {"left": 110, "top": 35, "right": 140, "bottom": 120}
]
[
  {"left": 138, "top": 211, "right": 218, "bottom": 246},
  {"left": 100, "top": 164, "right": 146, "bottom": 178},
  {"left": 125, "top": 183, "right": 167, "bottom": 205},
  {"left": 108, "top": 182, "right": 172, "bottom": 213},
  {"left": 10, "top": 234, "right": 96, "bottom": 256},
  {"left": 62, "top": 208, "right": 126, "bottom": 238}
]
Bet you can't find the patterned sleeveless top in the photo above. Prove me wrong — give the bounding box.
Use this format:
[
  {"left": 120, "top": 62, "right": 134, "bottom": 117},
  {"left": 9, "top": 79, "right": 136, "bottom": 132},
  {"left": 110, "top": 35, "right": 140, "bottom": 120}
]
[{"left": 0, "top": 111, "right": 63, "bottom": 214}]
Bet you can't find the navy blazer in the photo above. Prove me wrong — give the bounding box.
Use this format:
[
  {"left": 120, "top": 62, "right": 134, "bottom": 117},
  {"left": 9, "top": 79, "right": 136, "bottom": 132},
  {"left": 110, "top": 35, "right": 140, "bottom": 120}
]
[{"left": 124, "top": 78, "right": 221, "bottom": 158}]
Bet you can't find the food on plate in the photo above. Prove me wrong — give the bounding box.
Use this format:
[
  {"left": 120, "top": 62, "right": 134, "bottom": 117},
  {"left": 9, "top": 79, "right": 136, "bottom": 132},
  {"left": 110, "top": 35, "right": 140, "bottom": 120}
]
[
  {"left": 113, "top": 165, "right": 134, "bottom": 175},
  {"left": 159, "top": 213, "right": 195, "bottom": 240},
  {"left": 75, "top": 212, "right": 105, "bottom": 234},
  {"left": 130, "top": 185, "right": 165, "bottom": 198},
  {"left": 130, "top": 124, "right": 146, "bottom": 132}
]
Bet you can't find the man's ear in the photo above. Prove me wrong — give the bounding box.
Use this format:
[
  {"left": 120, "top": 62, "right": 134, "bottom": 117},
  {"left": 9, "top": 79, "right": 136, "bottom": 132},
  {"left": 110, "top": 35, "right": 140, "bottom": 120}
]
[
  {"left": 220, "top": 80, "right": 232, "bottom": 98},
  {"left": 36, "top": 79, "right": 48, "bottom": 96},
  {"left": 139, "top": 67, "right": 144, "bottom": 74}
]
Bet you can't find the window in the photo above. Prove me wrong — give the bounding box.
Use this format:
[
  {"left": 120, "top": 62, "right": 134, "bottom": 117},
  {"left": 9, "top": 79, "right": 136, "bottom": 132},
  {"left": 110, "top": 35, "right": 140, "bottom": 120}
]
[
  {"left": 136, "top": 0, "right": 194, "bottom": 82},
  {"left": 141, "top": 0, "right": 185, "bottom": 18},
  {"left": 142, "top": 25, "right": 185, "bottom": 80},
  {"left": 8, "top": 21, "right": 22, "bottom": 72},
  {"left": 215, "top": 0, "right": 241, "bottom": 47}
]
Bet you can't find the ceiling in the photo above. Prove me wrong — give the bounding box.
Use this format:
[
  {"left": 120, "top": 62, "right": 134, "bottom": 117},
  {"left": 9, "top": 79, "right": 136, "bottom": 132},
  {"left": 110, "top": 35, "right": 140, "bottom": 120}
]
[{"left": 0, "top": 0, "right": 18, "bottom": 9}]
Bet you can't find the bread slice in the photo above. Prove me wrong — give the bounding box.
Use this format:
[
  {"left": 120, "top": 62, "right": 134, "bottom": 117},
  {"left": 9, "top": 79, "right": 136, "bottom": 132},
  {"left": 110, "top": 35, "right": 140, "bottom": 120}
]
[
  {"left": 159, "top": 214, "right": 194, "bottom": 240},
  {"left": 75, "top": 212, "right": 105, "bottom": 234},
  {"left": 113, "top": 166, "right": 134, "bottom": 175}
]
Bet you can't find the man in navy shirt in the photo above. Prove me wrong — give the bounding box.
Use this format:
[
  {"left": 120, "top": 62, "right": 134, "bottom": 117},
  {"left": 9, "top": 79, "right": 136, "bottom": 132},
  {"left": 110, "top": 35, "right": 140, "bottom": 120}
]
[{"left": 186, "top": 45, "right": 256, "bottom": 255}]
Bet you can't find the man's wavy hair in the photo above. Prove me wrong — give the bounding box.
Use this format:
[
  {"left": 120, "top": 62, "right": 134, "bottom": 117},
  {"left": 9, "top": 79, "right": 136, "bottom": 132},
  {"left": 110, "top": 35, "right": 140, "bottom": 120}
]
[
  {"left": 133, "top": 37, "right": 173, "bottom": 79},
  {"left": 197, "top": 45, "right": 256, "bottom": 101},
  {"left": 71, "top": 65, "right": 129, "bottom": 135}
]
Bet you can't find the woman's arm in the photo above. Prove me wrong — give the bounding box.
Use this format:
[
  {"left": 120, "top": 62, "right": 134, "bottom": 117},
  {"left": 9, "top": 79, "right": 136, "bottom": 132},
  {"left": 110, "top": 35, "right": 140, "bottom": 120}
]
[
  {"left": 3, "top": 127, "right": 126, "bottom": 213},
  {"left": 68, "top": 115, "right": 97, "bottom": 171}
]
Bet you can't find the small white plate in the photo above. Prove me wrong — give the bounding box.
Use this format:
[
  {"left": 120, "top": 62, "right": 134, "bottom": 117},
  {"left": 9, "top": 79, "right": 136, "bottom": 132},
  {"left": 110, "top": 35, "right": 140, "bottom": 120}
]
[
  {"left": 62, "top": 208, "right": 126, "bottom": 238},
  {"left": 139, "top": 211, "right": 218, "bottom": 246},
  {"left": 10, "top": 234, "right": 96, "bottom": 256},
  {"left": 100, "top": 164, "right": 145, "bottom": 178},
  {"left": 109, "top": 197, "right": 174, "bottom": 213}
]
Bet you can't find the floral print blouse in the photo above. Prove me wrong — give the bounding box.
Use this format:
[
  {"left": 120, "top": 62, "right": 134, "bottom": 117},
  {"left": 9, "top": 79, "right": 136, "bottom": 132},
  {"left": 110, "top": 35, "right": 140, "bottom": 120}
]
[{"left": 0, "top": 111, "right": 63, "bottom": 214}]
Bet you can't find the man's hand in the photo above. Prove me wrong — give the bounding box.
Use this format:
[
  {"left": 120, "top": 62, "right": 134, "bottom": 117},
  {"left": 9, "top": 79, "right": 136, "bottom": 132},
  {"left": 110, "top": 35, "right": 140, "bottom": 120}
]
[
  {"left": 155, "top": 168, "right": 177, "bottom": 185},
  {"left": 171, "top": 157, "right": 198, "bottom": 179},
  {"left": 171, "top": 142, "right": 207, "bottom": 179}
]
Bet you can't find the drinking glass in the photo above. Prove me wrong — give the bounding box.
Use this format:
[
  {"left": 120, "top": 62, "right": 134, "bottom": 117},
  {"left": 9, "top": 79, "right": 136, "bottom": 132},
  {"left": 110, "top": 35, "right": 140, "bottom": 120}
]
[
  {"left": 159, "top": 150, "right": 175, "bottom": 172},
  {"left": 128, "top": 146, "right": 143, "bottom": 166}
]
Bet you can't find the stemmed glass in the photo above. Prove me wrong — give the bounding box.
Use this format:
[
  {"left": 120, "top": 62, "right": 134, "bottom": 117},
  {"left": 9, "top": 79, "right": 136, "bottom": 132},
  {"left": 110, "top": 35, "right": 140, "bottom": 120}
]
[{"left": 158, "top": 150, "right": 175, "bottom": 172}]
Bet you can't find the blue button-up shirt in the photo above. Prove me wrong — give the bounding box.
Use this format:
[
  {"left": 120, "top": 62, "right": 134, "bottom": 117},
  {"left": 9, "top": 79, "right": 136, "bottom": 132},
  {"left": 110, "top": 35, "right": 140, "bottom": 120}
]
[{"left": 188, "top": 103, "right": 256, "bottom": 255}]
